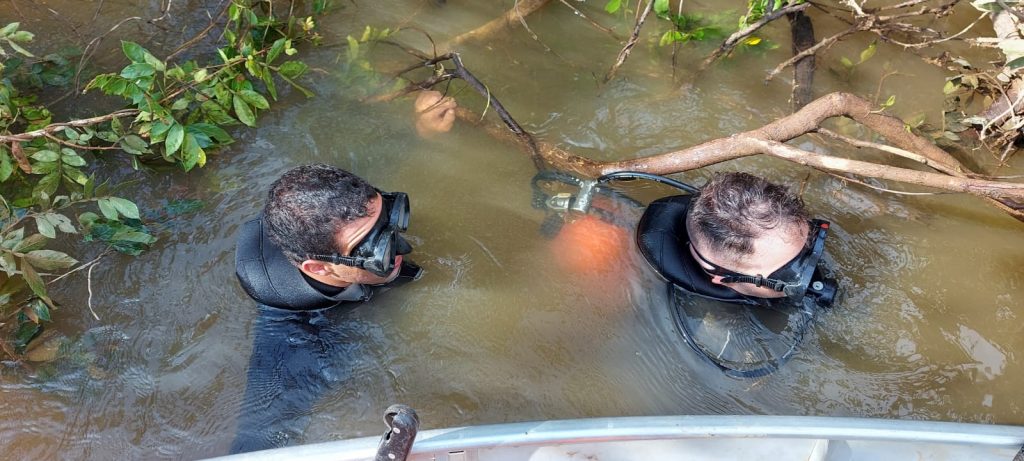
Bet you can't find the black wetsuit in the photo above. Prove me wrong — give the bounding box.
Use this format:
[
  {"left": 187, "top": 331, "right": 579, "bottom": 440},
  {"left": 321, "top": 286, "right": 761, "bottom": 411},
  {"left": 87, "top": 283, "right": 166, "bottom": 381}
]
[{"left": 230, "top": 218, "right": 418, "bottom": 453}]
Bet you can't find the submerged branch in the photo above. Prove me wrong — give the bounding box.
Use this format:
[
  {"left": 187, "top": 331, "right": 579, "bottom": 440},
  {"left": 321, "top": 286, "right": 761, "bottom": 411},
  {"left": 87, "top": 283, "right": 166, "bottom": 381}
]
[
  {"left": 0, "top": 110, "right": 140, "bottom": 143},
  {"left": 604, "top": 0, "right": 655, "bottom": 83},
  {"left": 446, "top": 0, "right": 555, "bottom": 49}
]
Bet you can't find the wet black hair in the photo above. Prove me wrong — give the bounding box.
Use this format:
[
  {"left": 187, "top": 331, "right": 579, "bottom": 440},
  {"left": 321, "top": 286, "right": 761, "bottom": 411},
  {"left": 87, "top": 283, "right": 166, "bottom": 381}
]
[
  {"left": 685, "top": 172, "right": 809, "bottom": 260},
  {"left": 263, "top": 164, "right": 378, "bottom": 264}
]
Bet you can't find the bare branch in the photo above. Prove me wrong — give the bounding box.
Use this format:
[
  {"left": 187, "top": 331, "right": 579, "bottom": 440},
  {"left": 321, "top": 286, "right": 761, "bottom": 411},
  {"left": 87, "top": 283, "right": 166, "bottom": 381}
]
[
  {"left": 604, "top": 0, "right": 655, "bottom": 83},
  {"left": 447, "top": 0, "right": 554, "bottom": 48}
]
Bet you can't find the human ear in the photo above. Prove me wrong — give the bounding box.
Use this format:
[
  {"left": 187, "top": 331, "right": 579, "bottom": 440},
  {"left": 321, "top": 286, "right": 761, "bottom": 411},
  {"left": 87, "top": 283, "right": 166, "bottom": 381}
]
[{"left": 300, "top": 260, "right": 333, "bottom": 276}]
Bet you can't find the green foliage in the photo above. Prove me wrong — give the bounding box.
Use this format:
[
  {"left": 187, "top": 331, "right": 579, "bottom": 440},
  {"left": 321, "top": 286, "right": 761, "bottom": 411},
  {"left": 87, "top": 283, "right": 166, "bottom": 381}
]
[
  {"left": 655, "top": 11, "right": 725, "bottom": 47},
  {"left": 336, "top": 26, "right": 405, "bottom": 98},
  {"left": 739, "top": 0, "right": 804, "bottom": 28},
  {"left": 833, "top": 40, "right": 877, "bottom": 82},
  {"left": 0, "top": 0, "right": 325, "bottom": 355}
]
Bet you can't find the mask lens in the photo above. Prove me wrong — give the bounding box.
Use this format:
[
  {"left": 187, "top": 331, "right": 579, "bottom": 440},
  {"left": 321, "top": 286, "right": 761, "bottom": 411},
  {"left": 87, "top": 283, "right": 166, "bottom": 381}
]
[{"left": 385, "top": 192, "right": 410, "bottom": 232}]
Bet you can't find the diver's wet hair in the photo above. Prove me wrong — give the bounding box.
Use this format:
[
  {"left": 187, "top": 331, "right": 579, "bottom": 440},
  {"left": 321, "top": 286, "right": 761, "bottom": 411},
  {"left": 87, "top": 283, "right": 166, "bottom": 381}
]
[
  {"left": 264, "top": 164, "right": 377, "bottom": 264},
  {"left": 686, "top": 172, "right": 809, "bottom": 259}
]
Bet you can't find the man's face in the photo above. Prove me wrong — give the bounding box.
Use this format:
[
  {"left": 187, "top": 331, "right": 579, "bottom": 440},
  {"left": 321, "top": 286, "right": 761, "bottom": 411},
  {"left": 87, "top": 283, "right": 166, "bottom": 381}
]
[
  {"left": 301, "top": 193, "right": 402, "bottom": 286},
  {"left": 689, "top": 223, "right": 808, "bottom": 298}
]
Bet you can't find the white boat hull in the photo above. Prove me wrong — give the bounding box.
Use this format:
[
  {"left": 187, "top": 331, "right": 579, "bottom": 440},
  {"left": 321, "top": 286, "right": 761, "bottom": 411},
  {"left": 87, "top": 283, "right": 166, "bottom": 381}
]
[{"left": 211, "top": 415, "right": 1024, "bottom": 461}]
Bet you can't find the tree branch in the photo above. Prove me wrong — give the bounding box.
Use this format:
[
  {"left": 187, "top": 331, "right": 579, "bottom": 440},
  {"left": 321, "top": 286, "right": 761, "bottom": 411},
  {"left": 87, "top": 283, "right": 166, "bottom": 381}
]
[
  {"left": 604, "top": 0, "right": 655, "bottom": 83},
  {"left": 446, "top": 0, "right": 555, "bottom": 48}
]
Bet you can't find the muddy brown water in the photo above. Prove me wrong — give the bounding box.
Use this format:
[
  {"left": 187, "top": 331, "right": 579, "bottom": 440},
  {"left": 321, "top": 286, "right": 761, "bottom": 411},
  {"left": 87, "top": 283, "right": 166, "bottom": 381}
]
[{"left": 1, "top": 0, "right": 1023, "bottom": 459}]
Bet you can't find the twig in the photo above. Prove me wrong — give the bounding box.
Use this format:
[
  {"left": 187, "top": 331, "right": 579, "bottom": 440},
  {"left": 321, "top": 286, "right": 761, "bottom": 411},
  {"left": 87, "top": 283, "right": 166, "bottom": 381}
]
[
  {"left": 165, "top": 0, "right": 230, "bottom": 62},
  {"left": 815, "top": 128, "right": 961, "bottom": 176},
  {"left": 87, "top": 263, "right": 98, "bottom": 321},
  {"left": 822, "top": 170, "right": 942, "bottom": 196},
  {"left": 766, "top": 27, "right": 857, "bottom": 82},
  {"left": 996, "top": 0, "right": 1024, "bottom": 23},
  {"left": 48, "top": 251, "right": 111, "bottom": 284},
  {"left": 701, "top": 2, "right": 810, "bottom": 70},
  {"left": 604, "top": 0, "right": 654, "bottom": 83},
  {"left": 558, "top": 0, "right": 622, "bottom": 40},
  {"left": 43, "top": 132, "right": 123, "bottom": 151},
  {"left": 0, "top": 110, "right": 140, "bottom": 143}
]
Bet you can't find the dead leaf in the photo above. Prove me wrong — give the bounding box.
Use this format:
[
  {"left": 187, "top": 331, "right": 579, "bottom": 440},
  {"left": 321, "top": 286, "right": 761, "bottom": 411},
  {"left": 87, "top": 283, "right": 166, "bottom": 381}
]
[{"left": 10, "top": 142, "right": 31, "bottom": 173}]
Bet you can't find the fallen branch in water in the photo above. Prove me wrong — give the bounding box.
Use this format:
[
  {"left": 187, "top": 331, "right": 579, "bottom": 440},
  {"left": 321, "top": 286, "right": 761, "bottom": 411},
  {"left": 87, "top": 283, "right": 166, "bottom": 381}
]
[
  {"left": 397, "top": 56, "right": 1024, "bottom": 220},
  {"left": 446, "top": 0, "right": 554, "bottom": 48}
]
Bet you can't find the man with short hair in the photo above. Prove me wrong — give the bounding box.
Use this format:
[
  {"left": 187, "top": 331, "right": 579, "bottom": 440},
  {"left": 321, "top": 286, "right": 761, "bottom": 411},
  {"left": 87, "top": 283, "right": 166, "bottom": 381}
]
[
  {"left": 637, "top": 171, "right": 835, "bottom": 306},
  {"left": 684, "top": 172, "right": 812, "bottom": 300},
  {"left": 235, "top": 164, "right": 418, "bottom": 311},
  {"left": 230, "top": 90, "right": 455, "bottom": 454}
]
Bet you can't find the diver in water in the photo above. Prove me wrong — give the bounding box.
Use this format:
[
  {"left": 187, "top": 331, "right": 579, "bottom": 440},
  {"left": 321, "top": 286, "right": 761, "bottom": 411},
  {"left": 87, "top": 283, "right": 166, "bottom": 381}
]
[
  {"left": 534, "top": 169, "right": 838, "bottom": 377},
  {"left": 633, "top": 172, "right": 838, "bottom": 377},
  {"left": 637, "top": 172, "right": 836, "bottom": 306},
  {"left": 230, "top": 91, "right": 456, "bottom": 453}
]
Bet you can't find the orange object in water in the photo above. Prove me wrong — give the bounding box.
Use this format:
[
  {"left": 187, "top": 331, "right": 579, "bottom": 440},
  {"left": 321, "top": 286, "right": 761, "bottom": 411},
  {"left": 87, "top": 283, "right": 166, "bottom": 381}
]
[{"left": 549, "top": 214, "right": 630, "bottom": 275}]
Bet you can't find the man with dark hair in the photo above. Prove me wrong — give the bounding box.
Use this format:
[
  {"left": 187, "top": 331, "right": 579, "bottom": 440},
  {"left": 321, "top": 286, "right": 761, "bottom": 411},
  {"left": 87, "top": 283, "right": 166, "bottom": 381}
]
[
  {"left": 230, "top": 91, "right": 455, "bottom": 454},
  {"left": 235, "top": 164, "right": 418, "bottom": 311}
]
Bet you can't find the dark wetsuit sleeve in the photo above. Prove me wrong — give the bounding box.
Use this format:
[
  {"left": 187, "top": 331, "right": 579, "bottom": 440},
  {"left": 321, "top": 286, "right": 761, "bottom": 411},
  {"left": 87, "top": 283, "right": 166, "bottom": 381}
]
[{"left": 230, "top": 310, "right": 343, "bottom": 454}]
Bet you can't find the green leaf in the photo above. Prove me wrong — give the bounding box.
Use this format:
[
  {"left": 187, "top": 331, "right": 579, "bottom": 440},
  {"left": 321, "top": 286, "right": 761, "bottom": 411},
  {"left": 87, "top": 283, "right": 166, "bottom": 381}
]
[
  {"left": 60, "top": 150, "right": 87, "bottom": 166},
  {"left": 7, "top": 40, "right": 34, "bottom": 57},
  {"left": 120, "top": 134, "right": 149, "bottom": 155},
  {"left": 120, "top": 62, "right": 155, "bottom": 79},
  {"left": 14, "top": 321, "right": 41, "bottom": 350},
  {"left": 13, "top": 234, "right": 48, "bottom": 253},
  {"left": 187, "top": 123, "right": 233, "bottom": 144},
  {"left": 165, "top": 123, "right": 184, "bottom": 156},
  {"left": 840, "top": 56, "right": 854, "bottom": 69},
  {"left": 108, "top": 197, "right": 140, "bottom": 220},
  {"left": 34, "top": 215, "right": 55, "bottom": 238},
  {"left": 31, "top": 149, "right": 59, "bottom": 162},
  {"left": 122, "top": 41, "right": 146, "bottom": 63},
  {"left": 261, "top": 70, "right": 278, "bottom": 100},
  {"left": 31, "top": 300, "right": 51, "bottom": 322},
  {"left": 654, "top": 0, "right": 670, "bottom": 15},
  {"left": 0, "top": 148, "right": 13, "bottom": 182},
  {"left": 143, "top": 51, "right": 165, "bottom": 72},
  {"left": 0, "top": 23, "right": 19, "bottom": 37},
  {"left": 238, "top": 90, "right": 270, "bottom": 109},
  {"left": 26, "top": 250, "right": 77, "bottom": 270},
  {"left": 181, "top": 134, "right": 207, "bottom": 171},
  {"left": 20, "top": 257, "right": 46, "bottom": 298},
  {"left": 97, "top": 198, "right": 119, "bottom": 220},
  {"left": 33, "top": 172, "right": 60, "bottom": 198},
  {"left": 858, "top": 41, "right": 877, "bottom": 64},
  {"left": 883, "top": 94, "right": 896, "bottom": 108},
  {"left": 62, "top": 165, "right": 89, "bottom": 186},
  {"left": 233, "top": 94, "right": 256, "bottom": 127},
  {"left": 45, "top": 213, "right": 76, "bottom": 234},
  {"left": 604, "top": 0, "right": 622, "bottom": 13},
  {"left": 170, "top": 97, "right": 190, "bottom": 111},
  {"left": 278, "top": 61, "right": 308, "bottom": 79},
  {"left": 267, "top": 38, "right": 286, "bottom": 64},
  {"left": 346, "top": 35, "right": 360, "bottom": 63},
  {"left": 7, "top": 30, "right": 33, "bottom": 42}
]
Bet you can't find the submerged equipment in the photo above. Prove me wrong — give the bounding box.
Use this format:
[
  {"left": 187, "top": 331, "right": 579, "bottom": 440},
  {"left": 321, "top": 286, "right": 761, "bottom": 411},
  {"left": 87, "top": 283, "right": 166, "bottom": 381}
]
[
  {"left": 309, "top": 191, "right": 413, "bottom": 277},
  {"left": 532, "top": 170, "right": 841, "bottom": 377}
]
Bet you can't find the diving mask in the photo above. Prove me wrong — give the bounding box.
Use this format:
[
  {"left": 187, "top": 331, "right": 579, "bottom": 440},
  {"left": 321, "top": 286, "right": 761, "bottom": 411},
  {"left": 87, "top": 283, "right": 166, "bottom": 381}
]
[
  {"left": 310, "top": 192, "right": 413, "bottom": 277},
  {"left": 689, "top": 219, "right": 838, "bottom": 307}
]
